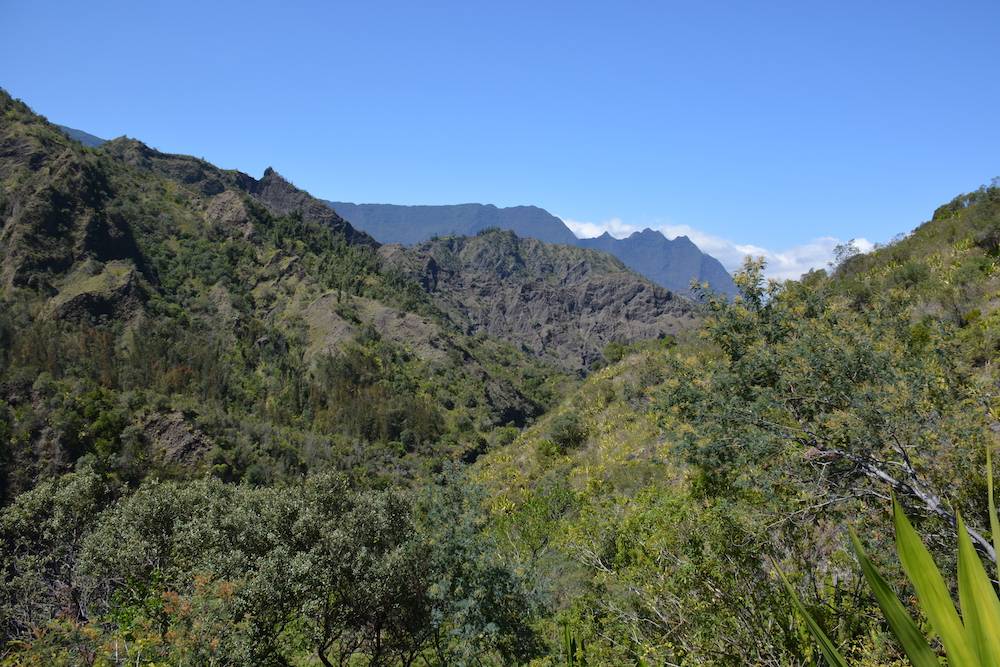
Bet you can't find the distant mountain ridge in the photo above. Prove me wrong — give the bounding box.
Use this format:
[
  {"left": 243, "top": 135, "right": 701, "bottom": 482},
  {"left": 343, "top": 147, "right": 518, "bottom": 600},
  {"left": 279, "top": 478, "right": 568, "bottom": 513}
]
[
  {"left": 577, "top": 229, "right": 736, "bottom": 298},
  {"left": 328, "top": 201, "right": 737, "bottom": 296},
  {"left": 326, "top": 201, "right": 578, "bottom": 246},
  {"left": 56, "top": 124, "right": 106, "bottom": 148}
]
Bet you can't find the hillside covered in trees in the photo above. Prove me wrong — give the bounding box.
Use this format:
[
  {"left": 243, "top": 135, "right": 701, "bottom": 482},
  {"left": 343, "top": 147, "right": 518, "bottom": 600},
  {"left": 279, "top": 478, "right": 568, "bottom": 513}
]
[
  {"left": 1, "top": 86, "right": 998, "bottom": 666},
  {"left": 476, "top": 180, "right": 1000, "bottom": 663}
]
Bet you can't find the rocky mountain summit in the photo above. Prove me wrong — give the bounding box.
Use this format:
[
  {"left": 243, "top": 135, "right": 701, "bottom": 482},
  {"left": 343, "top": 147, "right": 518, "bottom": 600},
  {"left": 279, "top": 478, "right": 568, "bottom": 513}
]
[
  {"left": 329, "top": 201, "right": 737, "bottom": 296},
  {"left": 577, "top": 228, "right": 736, "bottom": 297}
]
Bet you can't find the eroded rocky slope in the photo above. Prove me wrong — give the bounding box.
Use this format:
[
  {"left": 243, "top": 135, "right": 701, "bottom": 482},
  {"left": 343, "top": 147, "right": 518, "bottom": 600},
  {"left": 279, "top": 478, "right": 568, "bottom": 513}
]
[{"left": 381, "top": 230, "right": 698, "bottom": 369}]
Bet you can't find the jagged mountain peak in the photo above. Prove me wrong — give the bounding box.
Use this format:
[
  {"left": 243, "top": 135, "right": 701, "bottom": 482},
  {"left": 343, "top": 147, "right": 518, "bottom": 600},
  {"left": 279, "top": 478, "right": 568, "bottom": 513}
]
[
  {"left": 327, "top": 201, "right": 736, "bottom": 295},
  {"left": 577, "top": 229, "right": 735, "bottom": 296}
]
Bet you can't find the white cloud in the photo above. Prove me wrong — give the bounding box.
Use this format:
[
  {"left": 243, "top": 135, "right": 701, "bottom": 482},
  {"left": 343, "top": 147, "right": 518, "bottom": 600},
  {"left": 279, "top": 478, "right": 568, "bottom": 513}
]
[
  {"left": 561, "top": 216, "right": 872, "bottom": 281},
  {"left": 562, "top": 216, "right": 639, "bottom": 239}
]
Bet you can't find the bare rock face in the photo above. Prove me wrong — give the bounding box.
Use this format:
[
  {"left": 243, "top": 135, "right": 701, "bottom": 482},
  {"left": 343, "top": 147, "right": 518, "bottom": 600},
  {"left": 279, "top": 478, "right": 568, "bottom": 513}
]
[
  {"left": 204, "top": 191, "right": 255, "bottom": 239},
  {"left": 142, "top": 412, "right": 213, "bottom": 465},
  {"left": 381, "top": 230, "right": 700, "bottom": 371},
  {"left": 49, "top": 260, "right": 145, "bottom": 322}
]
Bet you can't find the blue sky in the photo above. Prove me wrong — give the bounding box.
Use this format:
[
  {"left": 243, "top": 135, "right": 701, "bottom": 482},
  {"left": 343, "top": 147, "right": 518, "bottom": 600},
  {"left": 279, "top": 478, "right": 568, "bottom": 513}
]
[{"left": 4, "top": 1, "right": 998, "bottom": 277}]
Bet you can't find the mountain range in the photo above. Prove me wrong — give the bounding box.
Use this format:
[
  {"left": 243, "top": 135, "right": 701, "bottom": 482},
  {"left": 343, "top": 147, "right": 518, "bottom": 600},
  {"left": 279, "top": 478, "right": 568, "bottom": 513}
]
[
  {"left": 5, "top": 91, "right": 1000, "bottom": 665},
  {"left": 1, "top": 94, "right": 697, "bottom": 473},
  {"left": 49, "top": 124, "right": 737, "bottom": 297},
  {"left": 329, "top": 200, "right": 739, "bottom": 296}
]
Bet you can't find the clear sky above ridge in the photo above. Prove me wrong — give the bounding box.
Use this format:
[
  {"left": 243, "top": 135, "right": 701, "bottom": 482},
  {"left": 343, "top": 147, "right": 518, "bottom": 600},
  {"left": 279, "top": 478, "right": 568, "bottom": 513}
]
[{"left": 3, "top": 0, "right": 998, "bottom": 277}]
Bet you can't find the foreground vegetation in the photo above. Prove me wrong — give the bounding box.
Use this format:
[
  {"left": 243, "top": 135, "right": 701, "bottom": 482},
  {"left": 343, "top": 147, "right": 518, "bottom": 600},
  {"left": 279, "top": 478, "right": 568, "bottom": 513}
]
[{"left": 477, "top": 181, "right": 999, "bottom": 664}]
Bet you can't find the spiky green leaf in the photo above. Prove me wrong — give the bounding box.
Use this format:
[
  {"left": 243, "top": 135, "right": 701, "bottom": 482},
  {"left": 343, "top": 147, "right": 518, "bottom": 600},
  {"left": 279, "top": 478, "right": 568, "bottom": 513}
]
[
  {"left": 849, "top": 528, "right": 939, "bottom": 667},
  {"left": 955, "top": 512, "right": 1000, "bottom": 665},
  {"left": 774, "top": 561, "right": 849, "bottom": 667},
  {"left": 987, "top": 444, "right": 999, "bottom": 578},
  {"left": 893, "top": 497, "right": 977, "bottom": 667}
]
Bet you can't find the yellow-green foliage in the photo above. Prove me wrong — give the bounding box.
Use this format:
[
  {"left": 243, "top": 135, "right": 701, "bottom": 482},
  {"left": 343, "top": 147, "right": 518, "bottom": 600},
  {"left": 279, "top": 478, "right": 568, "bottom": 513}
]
[
  {"left": 478, "top": 182, "right": 998, "bottom": 662},
  {"left": 790, "top": 460, "right": 1000, "bottom": 667}
]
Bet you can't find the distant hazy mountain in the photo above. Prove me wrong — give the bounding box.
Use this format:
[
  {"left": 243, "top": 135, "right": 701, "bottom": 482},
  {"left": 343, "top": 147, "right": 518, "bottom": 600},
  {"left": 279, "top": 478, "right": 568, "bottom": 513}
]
[
  {"left": 328, "top": 201, "right": 737, "bottom": 296},
  {"left": 577, "top": 229, "right": 737, "bottom": 297},
  {"left": 326, "top": 202, "right": 578, "bottom": 246},
  {"left": 56, "top": 124, "right": 106, "bottom": 147}
]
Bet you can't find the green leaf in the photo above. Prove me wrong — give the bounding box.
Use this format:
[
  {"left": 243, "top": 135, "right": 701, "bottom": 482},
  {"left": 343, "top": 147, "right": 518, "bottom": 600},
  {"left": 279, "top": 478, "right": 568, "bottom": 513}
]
[
  {"left": 987, "top": 444, "right": 999, "bottom": 579},
  {"left": 956, "top": 512, "right": 1000, "bottom": 665},
  {"left": 893, "top": 497, "right": 977, "bottom": 666},
  {"left": 849, "top": 528, "right": 939, "bottom": 667},
  {"left": 774, "top": 560, "right": 848, "bottom": 667}
]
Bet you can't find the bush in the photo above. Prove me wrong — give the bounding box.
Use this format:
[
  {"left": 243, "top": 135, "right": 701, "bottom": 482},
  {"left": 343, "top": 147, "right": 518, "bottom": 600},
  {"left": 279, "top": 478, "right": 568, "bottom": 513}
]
[
  {"left": 602, "top": 341, "right": 627, "bottom": 364},
  {"left": 548, "top": 413, "right": 587, "bottom": 453}
]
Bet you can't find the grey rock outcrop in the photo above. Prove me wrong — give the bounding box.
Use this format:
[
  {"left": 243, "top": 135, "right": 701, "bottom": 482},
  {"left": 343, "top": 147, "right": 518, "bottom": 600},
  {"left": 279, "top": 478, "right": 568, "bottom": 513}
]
[
  {"left": 142, "top": 412, "right": 214, "bottom": 465},
  {"left": 381, "top": 230, "right": 698, "bottom": 370}
]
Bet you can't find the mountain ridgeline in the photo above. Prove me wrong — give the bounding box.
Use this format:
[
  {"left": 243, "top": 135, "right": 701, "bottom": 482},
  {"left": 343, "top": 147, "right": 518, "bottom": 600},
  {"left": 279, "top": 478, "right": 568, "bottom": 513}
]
[
  {"left": 327, "top": 201, "right": 579, "bottom": 245},
  {"left": 328, "top": 200, "right": 739, "bottom": 296},
  {"left": 0, "top": 93, "right": 702, "bottom": 663},
  {"left": 576, "top": 228, "right": 736, "bottom": 299},
  {"left": 1, "top": 91, "right": 697, "bottom": 496},
  {"left": 6, "top": 96, "right": 997, "bottom": 665},
  {"left": 52, "top": 125, "right": 738, "bottom": 296}
]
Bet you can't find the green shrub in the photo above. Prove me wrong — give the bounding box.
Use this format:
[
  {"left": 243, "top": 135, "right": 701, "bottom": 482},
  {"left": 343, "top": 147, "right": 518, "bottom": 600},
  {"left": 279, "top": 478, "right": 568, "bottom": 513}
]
[{"left": 548, "top": 413, "right": 586, "bottom": 453}]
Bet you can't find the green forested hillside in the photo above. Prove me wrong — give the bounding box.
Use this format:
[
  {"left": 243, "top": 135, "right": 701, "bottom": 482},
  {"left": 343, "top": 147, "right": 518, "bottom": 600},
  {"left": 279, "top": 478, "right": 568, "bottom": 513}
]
[
  {"left": 0, "top": 89, "right": 577, "bottom": 664},
  {"left": 1, "top": 83, "right": 998, "bottom": 666},
  {"left": 476, "top": 182, "right": 999, "bottom": 664},
  {"left": 0, "top": 89, "right": 575, "bottom": 503}
]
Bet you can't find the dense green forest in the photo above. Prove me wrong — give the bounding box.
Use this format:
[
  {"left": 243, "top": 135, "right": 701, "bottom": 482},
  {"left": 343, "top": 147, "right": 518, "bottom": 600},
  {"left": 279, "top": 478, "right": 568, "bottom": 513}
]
[{"left": 1, "top": 88, "right": 998, "bottom": 665}]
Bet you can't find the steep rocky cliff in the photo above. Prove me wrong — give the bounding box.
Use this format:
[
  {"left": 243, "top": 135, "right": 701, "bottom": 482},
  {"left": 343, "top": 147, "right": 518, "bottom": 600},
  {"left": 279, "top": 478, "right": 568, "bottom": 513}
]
[{"left": 381, "top": 230, "right": 698, "bottom": 370}]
